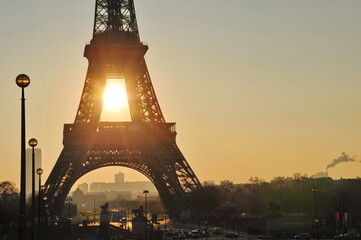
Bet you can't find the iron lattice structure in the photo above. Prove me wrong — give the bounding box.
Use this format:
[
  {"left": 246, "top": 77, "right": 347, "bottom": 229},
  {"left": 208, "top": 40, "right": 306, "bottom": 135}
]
[{"left": 44, "top": 0, "right": 202, "bottom": 217}]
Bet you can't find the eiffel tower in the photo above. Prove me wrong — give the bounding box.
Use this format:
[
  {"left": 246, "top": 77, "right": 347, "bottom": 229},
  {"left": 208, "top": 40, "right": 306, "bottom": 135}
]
[{"left": 44, "top": 0, "right": 202, "bottom": 217}]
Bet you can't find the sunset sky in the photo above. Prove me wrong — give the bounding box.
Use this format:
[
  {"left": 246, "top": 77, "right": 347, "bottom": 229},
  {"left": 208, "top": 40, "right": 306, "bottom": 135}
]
[{"left": 1, "top": 0, "right": 361, "bottom": 189}]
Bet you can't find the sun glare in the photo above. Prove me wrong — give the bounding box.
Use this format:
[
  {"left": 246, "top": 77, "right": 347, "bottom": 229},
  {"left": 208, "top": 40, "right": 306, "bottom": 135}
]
[{"left": 103, "top": 79, "right": 128, "bottom": 111}]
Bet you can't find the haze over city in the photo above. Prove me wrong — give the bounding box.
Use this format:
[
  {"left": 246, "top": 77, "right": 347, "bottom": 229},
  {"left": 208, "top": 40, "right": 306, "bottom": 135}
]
[{"left": 1, "top": 0, "right": 361, "bottom": 187}]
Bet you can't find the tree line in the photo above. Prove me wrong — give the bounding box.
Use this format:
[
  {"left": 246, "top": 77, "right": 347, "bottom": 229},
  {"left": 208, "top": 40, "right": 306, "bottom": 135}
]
[{"left": 187, "top": 174, "right": 361, "bottom": 232}]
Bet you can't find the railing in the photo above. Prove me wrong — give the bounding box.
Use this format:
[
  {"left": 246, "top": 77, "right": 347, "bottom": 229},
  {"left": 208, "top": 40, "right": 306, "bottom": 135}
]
[{"left": 63, "top": 122, "right": 176, "bottom": 134}]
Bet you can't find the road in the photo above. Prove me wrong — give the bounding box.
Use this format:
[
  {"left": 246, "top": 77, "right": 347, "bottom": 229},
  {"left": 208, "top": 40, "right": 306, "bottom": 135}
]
[{"left": 163, "top": 221, "right": 335, "bottom": 240}]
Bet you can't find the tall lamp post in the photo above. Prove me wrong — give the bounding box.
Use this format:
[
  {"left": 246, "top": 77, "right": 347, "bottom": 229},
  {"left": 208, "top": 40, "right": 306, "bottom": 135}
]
[
  {"left": 66, "top": 197, "right": 73, "bottom": 240},
  {"left": 143, "top": 190, "right": 149, "bottom": 240},
  {"left": 164, "top": 213, "right": 167, "bottom": 240},
  {"left": 205, "top": 221, "right": 208, "bottom": 240},
  {"left": 16, "top": 74, "right": 30, "bottom": 240},
  {"left": 29, "top": 138, "right": 38, "bottom": 240},
  {"left": 93, "top": 198, "right": 96, "bottom": 224},
  {"left": 36, "top": 168, "right": 43, "bottom": 240},
  {"left": 42, "top": 194, "right": 49, "bottom": 240},
  {"left": 312, "top": 187, "right": 319, "bottom": 240}
]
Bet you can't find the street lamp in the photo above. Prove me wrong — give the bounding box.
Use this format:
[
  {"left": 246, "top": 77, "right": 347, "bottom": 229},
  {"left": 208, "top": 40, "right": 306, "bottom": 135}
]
[
  {"left": 42, "top": 193, "right": 48, "bottom": 240},
  {"left": 164, "top": 212, "right": 167, "bottom": 240},
  {"left": 66, "top": 197, "right": 73, "bottom": 240},
  {"left": 36, "top": 168, "right": 43, "bottom": 240},
  {"left": 143, "top": 190, "right": 149, "bottom": 240},
  {"left": 16, "top": 73, "right": 30, "bottom": 240},
  {"left": 205, "top": 221, "right": 208, "bottom": 240},
  {"left": 312, "top": 187, "right": 319, "bottom": 240},
  {"left": 93, "top": 198, "right": 96, "bottom": 224},
  {"left": 29, "top": 138, "right": 38, "bottom": 240},
  {"left": 66, "top": 197, "right": 73, "bottom": 219}
]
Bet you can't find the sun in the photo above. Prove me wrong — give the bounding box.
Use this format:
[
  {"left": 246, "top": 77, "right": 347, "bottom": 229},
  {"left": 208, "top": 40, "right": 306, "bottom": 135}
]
[{"left": 103, "top": 79, "right": 128, "bottom": 112}]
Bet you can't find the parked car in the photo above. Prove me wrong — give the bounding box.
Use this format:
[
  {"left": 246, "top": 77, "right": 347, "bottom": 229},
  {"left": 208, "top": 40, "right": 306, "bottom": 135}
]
[
  {"left": 213, "top": 227, "right": 222, "bottom": 235},
  {"left": 225, "top": 232, "right": 239, "bottom": 238},
  {"left": 166, "top": 230, "right": 176, "bottom": 237},
  {"left": 345, "top": 233, "right": 358, "bottom": 239},
  {"left": 335, "top": 234, "right": 344, "bottom": 239},
  {"left": 178, "top": 234, "right": 187, "bottom": 239},
  {"left": 201, "top": 230, "right": 210, "bottom": 238},
  {"left": 294, "top": 233, "right": 311, "bottom": 239},
  {"left": 335, "top": 233, "right": 358, "bottom": 240},
  {"left": 257, "top": 233, "right": 273, "bottom": 239},
  {"left": 189, "top": 230, "right": 201, "bottom": 239}
]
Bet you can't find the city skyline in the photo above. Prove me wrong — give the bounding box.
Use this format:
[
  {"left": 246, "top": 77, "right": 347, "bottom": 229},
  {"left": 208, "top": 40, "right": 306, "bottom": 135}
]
[
  {"left": 72, "top": 172, "right": 157, "bottom": 195},
  {"left": 1, "top": 1, "right": 361, "bottom": 189}
]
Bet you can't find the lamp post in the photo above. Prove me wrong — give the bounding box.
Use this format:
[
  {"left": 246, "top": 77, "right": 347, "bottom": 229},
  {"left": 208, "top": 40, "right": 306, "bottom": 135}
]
[
  {"left": 36, "top": 168, "right": 43, "bottom": 240},
  {"left": 42, "top": 194, "right": 48, "bottom": 240},
  {"left": 205, "top": 221, "right": 208, "bottom": 240},
  {"left": 164, "top": 213, "right": 167, "bottom": 240},
  {"left": 143, "top": 190, "right": 149, "bottom": 240},
  {"left": 93, "top": 198, "right": 96, "bottom": 224},
  {"left": 312, "top": 187, "right": 319, "bottom": 240},
  {"left": 66, "top": 197, "right": 73, "bottom": 219},
  {"left": 16, "top": 74, "right": 30, "bottom": 240},
  {"left": 66, "top": 197, "right": 72, "bottom": 240},
  {"left": 29, "top": 138, "right": 38, "bottom": 240}
]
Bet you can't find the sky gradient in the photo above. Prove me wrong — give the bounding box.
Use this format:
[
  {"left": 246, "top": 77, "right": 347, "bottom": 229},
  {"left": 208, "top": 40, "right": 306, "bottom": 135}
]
[{"left": 1, "top": 0, "right": 361, "bottom": 188}]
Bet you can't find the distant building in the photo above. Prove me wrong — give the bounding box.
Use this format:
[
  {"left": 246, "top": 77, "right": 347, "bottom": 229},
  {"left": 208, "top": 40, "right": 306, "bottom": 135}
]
[
  {"left": 88, "top": 172, "right": 157, "bottom": 198},
  {"left": 203, "top": 181, "right": 215, "bottom": 186},
  {"left": 115, "top": 172, "right": 125, "bottom": 184},
  {"left": 120, "top": 181, "right": 156, "bottom": 197},
  {"left": 72, "top": 187, "right": 132, "bottom": 211},
  {"left": 26, "top": 148, "right": 42, "bottom": 197},
  {"left": 90, "top": 182, "right": 116, "bottom": 193},
  {"left": 72, "top": 188, "right": 107, "bottom": 211},
  {"left": 311, "top": 171, "right": 329, "bottom": 179},
  {"left": 78, "top": 182, "right": 89, "bottom": 194},
  {"left": 89, "top": 181, "right": 156, "bottom": 197}
]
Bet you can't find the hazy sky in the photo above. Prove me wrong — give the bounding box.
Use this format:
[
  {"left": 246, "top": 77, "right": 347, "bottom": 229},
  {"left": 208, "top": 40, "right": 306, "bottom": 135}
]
[{"left": 1, "top": 1, "right": 361, "bottom": 189}]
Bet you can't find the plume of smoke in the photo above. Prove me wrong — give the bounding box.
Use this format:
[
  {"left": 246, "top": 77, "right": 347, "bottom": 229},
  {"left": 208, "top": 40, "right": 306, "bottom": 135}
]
[{"left": 326, "top": 152, "right": 358, "bottom": 169}]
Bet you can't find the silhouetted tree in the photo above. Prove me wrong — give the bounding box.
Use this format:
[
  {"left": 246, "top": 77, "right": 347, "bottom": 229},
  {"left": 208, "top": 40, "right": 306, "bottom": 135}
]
[
  {"left": 0, "top": 181, "right": 19, "bottom": 233},
  {"left": 220, "top": 180, "right": 235, "bottom": 202},
  {"left": 246, "top": 177, "right": 266, "bottom": 217},
  {"left": 268, "top": 201, "right": 282, "bottom": 218},
  {"left": 185, "top": 186, "right": 221, "bottom": 214}
]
